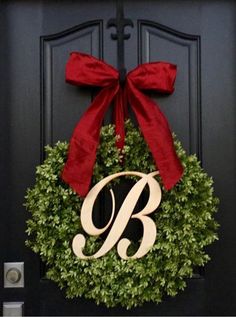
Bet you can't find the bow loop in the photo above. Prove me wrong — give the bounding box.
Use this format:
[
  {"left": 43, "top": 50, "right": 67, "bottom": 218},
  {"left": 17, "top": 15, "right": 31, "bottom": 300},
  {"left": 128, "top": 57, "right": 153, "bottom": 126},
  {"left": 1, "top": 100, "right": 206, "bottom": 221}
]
[
  {"left": 66, "top": 52, "right": 119, "bottom": 87},
  {"left": 127, "top": 62, "right": 176, "bottom": 93}
]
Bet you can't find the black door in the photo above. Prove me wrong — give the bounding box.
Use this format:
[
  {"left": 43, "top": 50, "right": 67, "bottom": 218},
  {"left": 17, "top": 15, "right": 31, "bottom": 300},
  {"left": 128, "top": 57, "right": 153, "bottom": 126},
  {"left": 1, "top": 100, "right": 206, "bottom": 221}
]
[{"left": 1, "top": 1, "right": 236, "bottom": 315}]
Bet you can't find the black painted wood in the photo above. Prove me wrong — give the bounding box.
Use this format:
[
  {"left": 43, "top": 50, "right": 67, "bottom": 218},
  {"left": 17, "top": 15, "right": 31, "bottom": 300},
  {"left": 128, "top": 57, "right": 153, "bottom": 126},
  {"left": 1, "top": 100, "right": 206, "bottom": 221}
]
[
  {"left": 1, "top": 0, "right": 236, "bottom": 315},
  {"left": 138, "top": 20, "right": 202, "bottom": 159},
  {"left": 40, "top": 20, "right": 103, "bottom": 159}
]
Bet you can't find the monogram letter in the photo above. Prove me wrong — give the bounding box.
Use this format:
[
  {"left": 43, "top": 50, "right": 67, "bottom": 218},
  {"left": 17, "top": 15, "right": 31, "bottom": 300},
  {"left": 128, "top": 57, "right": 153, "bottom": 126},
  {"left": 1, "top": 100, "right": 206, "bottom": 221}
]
[{"left": 72, "top": 171, "right": 161, "bottom": 259}]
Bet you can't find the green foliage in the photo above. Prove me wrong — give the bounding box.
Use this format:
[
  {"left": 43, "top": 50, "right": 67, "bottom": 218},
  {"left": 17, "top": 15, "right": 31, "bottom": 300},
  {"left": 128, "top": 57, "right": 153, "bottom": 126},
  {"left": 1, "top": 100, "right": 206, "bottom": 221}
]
[{"left": 25, "top": 121, "right": 219, "bottom": 309}]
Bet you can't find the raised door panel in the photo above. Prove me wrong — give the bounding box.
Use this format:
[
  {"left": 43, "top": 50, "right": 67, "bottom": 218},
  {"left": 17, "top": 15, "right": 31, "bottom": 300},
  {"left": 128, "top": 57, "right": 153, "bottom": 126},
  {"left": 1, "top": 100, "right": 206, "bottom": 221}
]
[
  {"left": 139, "top": 21, "right": 201, "bottom": 157},
  {"left": 41, "top": 21, "right": 103, "bottom": 153}
]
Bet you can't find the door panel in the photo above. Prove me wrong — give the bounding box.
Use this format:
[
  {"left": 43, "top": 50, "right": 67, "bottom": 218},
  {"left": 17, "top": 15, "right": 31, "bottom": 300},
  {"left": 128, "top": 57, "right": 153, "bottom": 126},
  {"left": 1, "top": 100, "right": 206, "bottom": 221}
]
[
  {"left": 1, "top": 1, "right": 236, "bottom": 315},
  {"left": 41, "top": 20, "right": 103, "bottom": 149},
  {"left": 138, "top": 20, "right": 201, "bottom": 157}
]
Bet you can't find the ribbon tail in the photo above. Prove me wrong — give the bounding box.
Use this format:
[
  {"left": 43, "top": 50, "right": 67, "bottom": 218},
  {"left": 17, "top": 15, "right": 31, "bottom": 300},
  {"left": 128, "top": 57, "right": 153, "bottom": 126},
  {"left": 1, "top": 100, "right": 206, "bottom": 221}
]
[
  {"left": 113, "top": 88, "right": 127, "bottom": 150},
  {"left": 62, "top": 83, "right": 119, "bottom": 197},
  {"left": 126, "top": 80, "right": 183, "bottom": 190}
]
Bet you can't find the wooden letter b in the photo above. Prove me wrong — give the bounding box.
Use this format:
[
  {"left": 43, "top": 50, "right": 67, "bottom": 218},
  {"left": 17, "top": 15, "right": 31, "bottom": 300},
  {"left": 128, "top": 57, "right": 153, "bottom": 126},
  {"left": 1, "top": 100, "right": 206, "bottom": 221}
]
[{"left": 72, "top": 171, "right": 161, "bottom": 259}]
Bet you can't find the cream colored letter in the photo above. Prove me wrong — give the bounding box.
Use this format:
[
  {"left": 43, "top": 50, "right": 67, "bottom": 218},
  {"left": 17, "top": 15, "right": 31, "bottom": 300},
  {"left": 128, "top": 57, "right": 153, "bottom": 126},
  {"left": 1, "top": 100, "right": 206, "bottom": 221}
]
[{"left": 72, "top": 171, "right": 161, "bottom": 260}]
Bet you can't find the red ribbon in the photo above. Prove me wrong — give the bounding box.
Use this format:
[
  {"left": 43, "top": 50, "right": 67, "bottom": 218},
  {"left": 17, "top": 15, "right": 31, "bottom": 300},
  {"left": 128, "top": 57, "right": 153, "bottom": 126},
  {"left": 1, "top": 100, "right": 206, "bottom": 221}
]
[{"left": 62, "top": 52, "right": 183, "bottom": 197}]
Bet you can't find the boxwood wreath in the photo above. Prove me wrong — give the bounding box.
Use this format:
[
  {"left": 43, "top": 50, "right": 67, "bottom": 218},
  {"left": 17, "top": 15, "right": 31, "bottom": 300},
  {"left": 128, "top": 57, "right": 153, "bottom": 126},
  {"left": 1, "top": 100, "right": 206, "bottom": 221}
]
[{"left": 25, "top": 120, "right": 219, "bottom": 309}]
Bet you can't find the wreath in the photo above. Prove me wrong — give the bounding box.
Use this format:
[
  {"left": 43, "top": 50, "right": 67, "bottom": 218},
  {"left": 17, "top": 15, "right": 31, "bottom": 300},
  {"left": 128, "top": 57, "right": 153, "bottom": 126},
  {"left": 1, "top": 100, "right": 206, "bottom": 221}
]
[{"left": 25, "top": 120, "right": 219, "bottom": 309}]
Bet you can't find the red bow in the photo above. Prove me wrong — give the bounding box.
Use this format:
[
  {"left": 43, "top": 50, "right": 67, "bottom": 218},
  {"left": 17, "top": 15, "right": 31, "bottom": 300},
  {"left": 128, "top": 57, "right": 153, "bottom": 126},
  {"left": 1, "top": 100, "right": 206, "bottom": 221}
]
[{"left": 62, "top": 52, "right": 183, "bottom": 197}]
